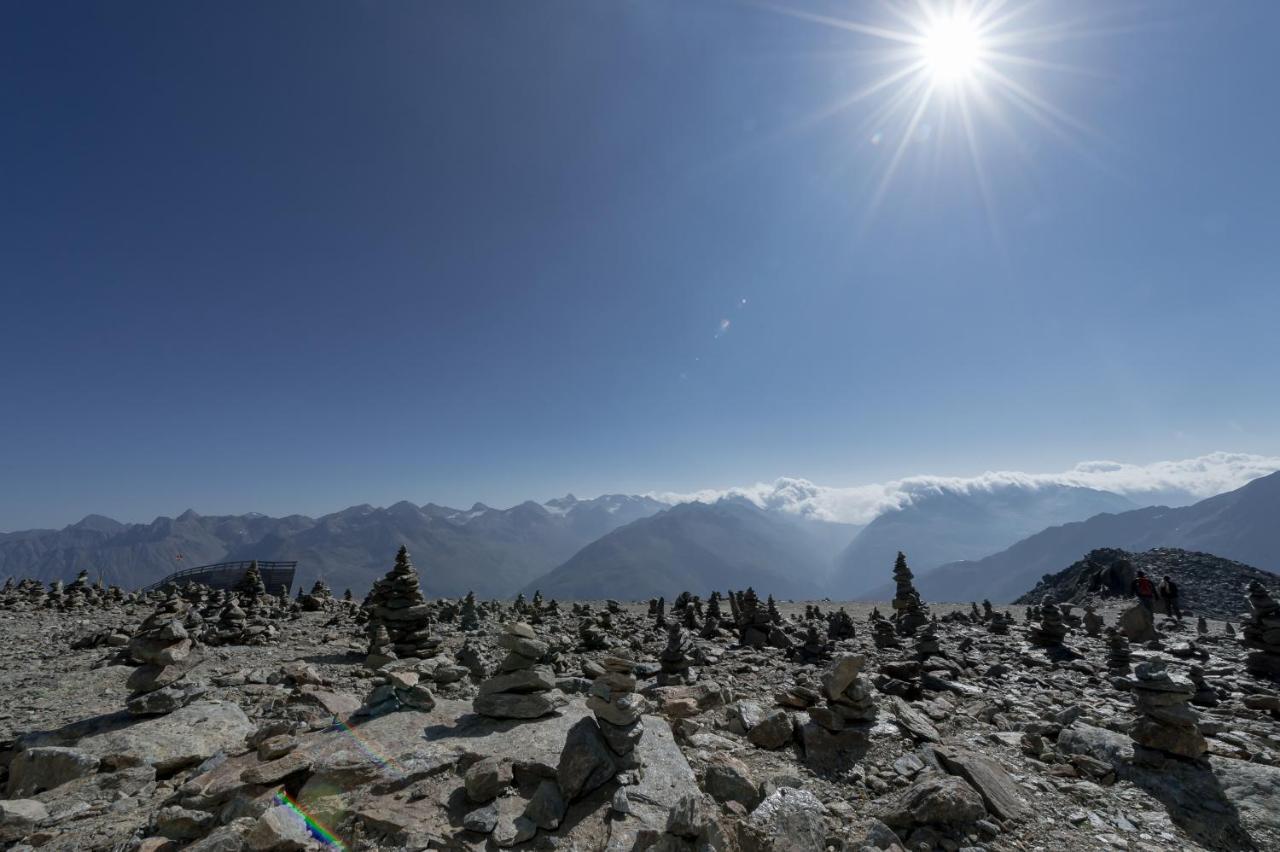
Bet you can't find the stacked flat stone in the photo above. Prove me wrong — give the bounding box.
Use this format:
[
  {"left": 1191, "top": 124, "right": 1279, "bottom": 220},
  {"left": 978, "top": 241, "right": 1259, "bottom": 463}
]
[
  {"left": 1028, "top": 599, "right": 1069, "bottom": 647},
  {"left": 981, "top": 600, "right": 994, "bottom": 620},
  {"left": 682, "top": 604, "right": 701, "bottom": 632},
  {"left": 810, "top": 654, "right": 877, "bottom": 731},
  {"left": 658, "top": 624, "right": 695, "bottom": 685},
  {"left": 737, "top": 588, "right": 774, "bottom": 648},
  {"left": 1128, "top": 660, "right": 1206, "bottom": 765},
  {"left": 474, "top": 622, "right": 565, "bottom": 719},
  {"left": 578, "top": 615, "right": 608, "bottom": 650},
  {"left": 1188, "top": 665, "right": 1219, "bottom": 707},
  {"left": 587, "top": 655, "right": 645, "bottom": 760},
  {"left": 1196, "top": 616, "right": 1208, "bottom": 636},
  {"left": 914, "top": 619, "right": 941, "bottom": 659},
  {"left": 459, "top": 592, "right": 480, "bottom": 631},
  {"left": 987, "top": 611, "right": 1011, "bottom": 635},
  {"left": 890, "top": 552, "right": 932, "bottom": 635},
  {"left": 365, "top": 623, "right": 397, "bottom": 668},
  {"left": 1084, "top": 604, "right": 1104, "bottom": 637},
  {"left": 796, "top": 624, "right": 832, "bottom": 663},
  {"left": 1241, "top": 581, "right": 1280, "bottom": 678},
  {"left": 365, "top": 546, "right": 441, "bottom": 660},
  {"left": 1106, "top": 628, "right": 1132, "bottom": 674},
  {"left": 872, "top": 619, "right": 901, "bottom": 649},
  {"left": 300, "top": 579, "right": 334, "bottom": 611},
  {"left": 45, "top": 580, "right": 64, "bottom": 609},
  {"left": 654, "top": 597, "right": 667, "bottom": 629},
  {"left": 63, "top": 570, "right": 92, "bottom": 609},
  {"left": 356, "top": 668, "right": 436, "bottom": 717},
  {"left": 238, "top": 560, "right": 269, "bottom": 598},
  {"left": 125, "top": 592, "right": 203, "bottom": 715},
  {"left": 827, "top": 608, "right": 855, "bottom": 640}
]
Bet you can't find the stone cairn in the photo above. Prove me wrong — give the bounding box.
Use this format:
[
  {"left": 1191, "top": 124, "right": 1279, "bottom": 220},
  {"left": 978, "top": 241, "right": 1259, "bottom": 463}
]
[
  {"left": 736, "top": 588, "right": 775, "bottom": 648},
  {"left": 1083, "top": 604, "right": 1104, "bottom": 637},
  {"left": 1105, "top": 628, "right": 1132, "bottom": 675},
  {"left": 587, "top": 655, "right": 646, "bottom": 762},
  {"left": 914, "top": 618, "right": 942, "bottom": 660},
  {"left": 578, "top": 614, "right": 609, "bottom": 651},
  {"left": 872, "top": 619, "right": 901, "bottom": 649},
  {"left": 1028, "top": 598, "right": 1069, "bottom": 647},
  {"left": 1188, "top": 665, "right": 1219, "bottom": 707},
  {"left": 987, "top": 611, "right": 1011, "bottom": 635},
  {"left": 474, "top": 622, "right": 565, "bottom": 719},
  {"left": 459, "top": 591, "right": 480, "bottom": 631},
  {"left": 125, "top": 592, "right": 203, "bottom": 715},
  {"left": 1196, "top": 616, "right": 1208, "bottom": 636},
  {"left": 981, "top": 599, "right": 995, "bottom": 620},
  {"left": 795, "top": 623, "right": 832, "bottom": 664},
  {"left": 827, "top": 607, "right": 855, "bottom": 641},
  {"left": 658, "top": 623, "right": 695, "bottom": 685},
  {"left": 702, "top": 592, "right": 724, "bottom": 638},
  {"left": 1128, "top": 660, "right": 1207, "bottom": 765},
  {"left": 810, "top": 653, "right": 877, "bottom": 732},
  {"left": 890, "top": 552, "right": 929, "bottom": 636},
  {"left": 1241, "top": 581, "right": 1280, "bottom": 679},
  {"left": 653, "top": 597, "right": 667, "bottom": 629},
  {"left": 364, "top": 546, "right": 441, "bottom": 664},
  {"left": 300, "top": 579, "right": 334, "bottom": 611}
]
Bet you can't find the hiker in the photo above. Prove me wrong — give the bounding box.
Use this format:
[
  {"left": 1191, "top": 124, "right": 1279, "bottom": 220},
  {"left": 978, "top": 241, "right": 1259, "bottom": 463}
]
[
  {"left": 1130, "top": 570, "right": 1158, "bottom": 612},
  {"left": 1159, "top": 575, "right": 1182, "bottom": 620}
]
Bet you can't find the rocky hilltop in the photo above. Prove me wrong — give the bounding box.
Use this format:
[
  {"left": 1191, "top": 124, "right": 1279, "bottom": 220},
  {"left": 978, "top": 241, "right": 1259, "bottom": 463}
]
[
  {"left": 1, "top": 552, "right": 1280, "bottom": 851},
  {"left": 1015, "top": 548, "right": 1280, "bottom": 621}
]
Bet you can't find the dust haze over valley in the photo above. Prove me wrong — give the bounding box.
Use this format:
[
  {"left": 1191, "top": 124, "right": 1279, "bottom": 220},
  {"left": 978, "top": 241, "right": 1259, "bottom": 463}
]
[{"left": 6, "top": 1, "right": 1280, "bottom": 851}]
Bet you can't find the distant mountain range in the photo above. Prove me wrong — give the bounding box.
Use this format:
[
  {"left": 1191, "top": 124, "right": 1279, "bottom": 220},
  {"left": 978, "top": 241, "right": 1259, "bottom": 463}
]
[
  {"left": 0, "top": 495, "right": 665, "bottom": 598},
  {"left": 831, "top": 484, "right": 1136, "bottom": 598},
  {"left": 6, "top": 469, "right": 1280, "bottom": 602},
  {"left": 913, "top": 470, "right": 1280, "bottom": 603},
  {"left": 522, "top": 497, "right": 858, "bottom": 601}
]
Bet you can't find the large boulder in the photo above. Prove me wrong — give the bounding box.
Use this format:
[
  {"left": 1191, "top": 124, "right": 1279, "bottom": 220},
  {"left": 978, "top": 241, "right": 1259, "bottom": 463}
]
[
  {"left": 6, "top": 746, "right": 99, "bottom": 797},
  {"left": 1119, "top": 604, "right": 1157, "bottom": 643},
  {"left": 557, "top": 718, "right": 617, "bottom": 801},
  {"left": 739, "top": 788, "right": 827, "bottom": 852},
  {"left": 877, "top": 774, "right": 986, "bottom": 829}
]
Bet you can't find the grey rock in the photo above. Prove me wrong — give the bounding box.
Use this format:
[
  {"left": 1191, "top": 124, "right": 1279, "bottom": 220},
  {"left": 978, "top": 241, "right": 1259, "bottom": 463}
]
[
  {"left": 6, "top": 746, "right": 99, "bottom": 797},
  {"left": 557, "top": 717, "right": 617, "bottom": 801},
  {"left": 741, "top": 788, "right": 827, "bottom": 852}
]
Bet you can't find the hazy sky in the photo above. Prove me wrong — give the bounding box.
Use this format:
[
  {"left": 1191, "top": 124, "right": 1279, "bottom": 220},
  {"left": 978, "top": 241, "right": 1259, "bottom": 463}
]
[{"left": 3, "top": 1, "right": 1279, "bottom": 530}]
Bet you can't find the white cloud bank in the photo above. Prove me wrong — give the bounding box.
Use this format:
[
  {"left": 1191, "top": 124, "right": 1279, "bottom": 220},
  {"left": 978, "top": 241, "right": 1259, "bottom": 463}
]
[{"left": 650, "top": 452, "right": 1280, "bottom": 525}]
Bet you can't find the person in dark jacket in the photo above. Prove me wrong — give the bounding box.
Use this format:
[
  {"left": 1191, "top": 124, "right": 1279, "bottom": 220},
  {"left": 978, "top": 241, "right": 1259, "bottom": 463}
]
[
  {"left": 1159, "top": 575, "right": 1182, "bottom": 620},
  {"left": 1131, "top": 571, "right": 1158, "bottom": 612}
]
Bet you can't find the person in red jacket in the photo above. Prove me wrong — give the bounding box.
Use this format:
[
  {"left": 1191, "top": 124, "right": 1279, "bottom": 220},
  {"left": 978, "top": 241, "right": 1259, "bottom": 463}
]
[{"left": 1130, "top": 570, "right": 1158, "bottom": 612}]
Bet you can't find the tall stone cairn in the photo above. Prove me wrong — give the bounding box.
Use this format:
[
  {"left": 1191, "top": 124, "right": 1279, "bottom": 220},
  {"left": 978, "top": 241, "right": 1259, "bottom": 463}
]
[
  {"left": 890, "top": 552, "right": 929, "bottom": 635},
  {"left": 459, "top": 591, "right": 480, "bottom": 631},
  {"left": 1241, "top": 581, "right": 1280, "bottom": 679},
  {"left": 1128, "top": 660, "right": 1206, "bottom": 765},
  {"left": 365, "top": 546, "right": 441, "bottom": 661},
  {"left": 238, "top": 560, "right": 268, "bottom": 598}
]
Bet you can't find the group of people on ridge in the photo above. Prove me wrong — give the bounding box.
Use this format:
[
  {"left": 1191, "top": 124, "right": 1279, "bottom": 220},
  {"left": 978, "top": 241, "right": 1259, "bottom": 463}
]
[{"left": 1130, "top": 570, "right": 1181, "bottom": 619}]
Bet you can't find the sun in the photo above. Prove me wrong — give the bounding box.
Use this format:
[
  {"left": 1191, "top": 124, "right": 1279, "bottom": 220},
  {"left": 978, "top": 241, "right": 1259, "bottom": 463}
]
[{"left": 920, "top": 12, "right": 984, "bottom": 85}]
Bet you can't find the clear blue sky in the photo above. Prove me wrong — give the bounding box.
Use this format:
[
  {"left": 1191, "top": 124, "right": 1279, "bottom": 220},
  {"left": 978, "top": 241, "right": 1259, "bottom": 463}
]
[{"left": 3, "top": 1, "right": 1278, "bottom": 530}]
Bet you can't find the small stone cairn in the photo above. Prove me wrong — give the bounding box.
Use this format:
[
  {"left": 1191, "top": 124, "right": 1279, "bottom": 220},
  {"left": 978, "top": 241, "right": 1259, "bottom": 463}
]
[
  {"left": 1028, "top": 599, "right": 1069, "bottom": 647},
  {"left": 809, "top": 653, "right": 877, "bottom": 731},
  {"left": 459, "top": 591, "right": 480, "bottom": 631},
  {"left": 1083, "top": 604, "right": 1104, "bottom": 637},
  {"left": 658, "top": 623, "right": 695, "bottom": 685},
  {"left": 1241, "top": 581, "right": 1280, "bottom": 679},
  {"left": 474, "top": 622, "right": 565, "bottom": 719},
  {"left": 1128, "top": 660, "right": 1207, "bottom": 765},
  {"left": 125, "top": 592, "right": 203, "bottom": 715},
  {"left": 587, "top": 655, "right": 646, "bottom": 761},
  {"left": 827, "top": 607, "right": 855, "bottom": 641},
  {"left": 1106, "top": 627, "right": 1132, "bottom": 675}
]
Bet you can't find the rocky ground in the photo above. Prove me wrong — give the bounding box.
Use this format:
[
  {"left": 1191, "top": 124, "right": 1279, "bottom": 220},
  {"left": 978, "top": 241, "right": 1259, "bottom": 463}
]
[{"left": 2, "top": 571, "right": 1280, "bottom": 852}]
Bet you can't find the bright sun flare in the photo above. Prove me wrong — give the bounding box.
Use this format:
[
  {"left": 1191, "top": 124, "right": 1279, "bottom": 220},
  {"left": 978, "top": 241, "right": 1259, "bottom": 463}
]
[{"left": 920, "top": 13, "right": 983, "bottom": 84}]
